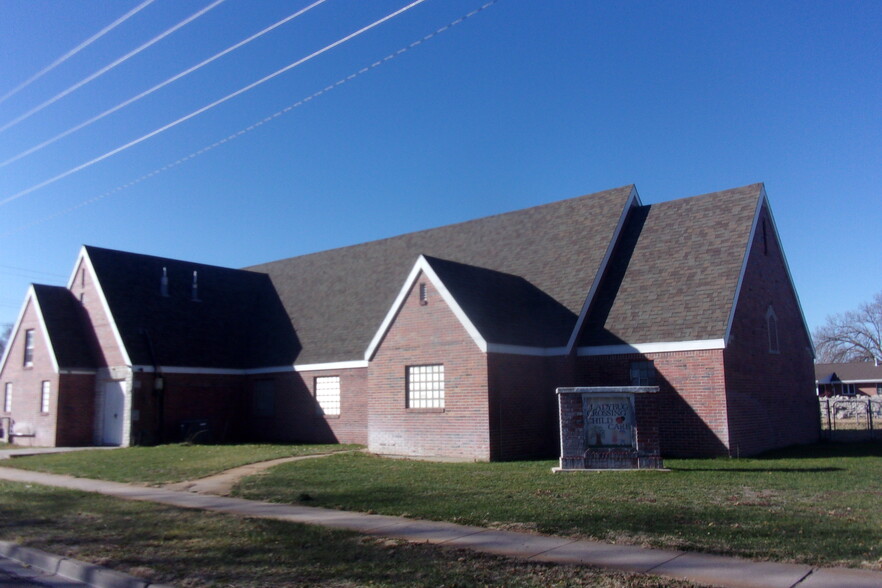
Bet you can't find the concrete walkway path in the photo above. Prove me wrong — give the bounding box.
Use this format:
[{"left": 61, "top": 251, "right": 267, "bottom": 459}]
[{"left": 0, "top": 467, "right": 879, "bottom": 587}]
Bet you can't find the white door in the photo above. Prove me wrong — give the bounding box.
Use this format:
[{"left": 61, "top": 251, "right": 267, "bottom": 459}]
[{"left": 101, "top": 381, "right": 125, "bottom": 446}]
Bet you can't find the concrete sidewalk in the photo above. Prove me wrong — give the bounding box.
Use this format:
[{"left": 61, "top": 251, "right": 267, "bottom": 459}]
[{"left": 0, "top": 466, "right": 879, "bottom": 588}]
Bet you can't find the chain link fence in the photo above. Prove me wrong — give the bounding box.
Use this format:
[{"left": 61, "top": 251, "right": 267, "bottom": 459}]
[{"left": 819, "top": 396, "right": 882, "bottom": 441}]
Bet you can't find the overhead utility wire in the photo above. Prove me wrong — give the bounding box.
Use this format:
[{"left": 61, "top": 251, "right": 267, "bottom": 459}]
[
  {"left": 0, "top": 0, "right": 227, "bottom": 135},
  {"left": 0, "top": 0, "right": 157, "bottom": 106},
  {"left": 1, "top": 0, "right": 499, "bottom": 238},
  {"left": 0, "top": 0, "right": 331, "bottom": 168},
  {"left": 0, "top": 0, "right": 429, "bottom": 208}
]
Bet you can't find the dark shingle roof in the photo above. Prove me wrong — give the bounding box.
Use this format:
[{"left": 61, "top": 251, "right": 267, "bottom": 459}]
[
  {"left": 580, "top": 184, "right": 762, "bottom": 346},
  {"left": 32, "top": 284, "right": 99, "bottom": 370},
  {"left": 425, "top": 256, "right": 577, "bottom": 348},
  {"left": 248, "top": 186, "right": 634, "bottom": 364},
  {"left": 816, "top": 363, "right": 882, "bottom": 384},
  {"left": 86, "top": 246, "right": 299, "bottom": 369}
]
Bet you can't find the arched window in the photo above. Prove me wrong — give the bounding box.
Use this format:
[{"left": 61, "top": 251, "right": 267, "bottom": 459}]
[{"left": 766, "top": 306, "right": 779, "bottom": 354}]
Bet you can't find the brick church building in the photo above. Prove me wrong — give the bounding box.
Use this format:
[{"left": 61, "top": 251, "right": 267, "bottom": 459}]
[{"left": 0, "top": 184, "right": 819, "bottom": 459}]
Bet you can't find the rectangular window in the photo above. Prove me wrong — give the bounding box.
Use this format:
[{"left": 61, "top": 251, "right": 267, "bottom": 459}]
[
  {"left": 3, "top": 383, "right": 11, "bottom": 413},
  {"left": 23, "top": 329, "right": 34, "bottom": 367},
  {"left": 630, "top": 361, "right": 656, "bottom": 386},
  {"left": 407, "top": 364, "right": 444, "bottom": 409},
  {"left": 40, "top": 381, "right": 50, "bottom": 414},
  {"left": 251, "top": 380, "right": 275, "bottom": 417},
  {"left": 766, "top": 307, "right": 780, "bottom": 354},
  {"left": 315, "top": 376, "right": 341, "bottom": 416}
]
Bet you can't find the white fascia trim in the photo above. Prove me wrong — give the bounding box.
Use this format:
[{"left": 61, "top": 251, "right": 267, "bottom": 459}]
[
  {"left": 77, "top": 247, "right": 133, "bottom": 367},
  {"left": 0, "top": 289, "right": 34, "bottom": 374},
  {"left": 722, "top": 188, "right": 815, "bottom": 357},
  {"left": 762, "top": 191, "right": 815, "bottom": 357},
  {"left": 723, "top": 189, "right": 763, "bottom": 346},
  {"left": 294, "top": 360, "right": 368, "bottom": 372},
  {"left": 566, "top": 186, "right": 641, "bottom": 353},
  {"left": 578, "top": 338, "right": 726, "bottom": 356},
  {"left": 487, "top": 343, "right": 568, "bottom": 357},
  {"left": 131, "top": 365, "right": 296, "bottom": 375},
  {"left": 364, "top": 255, "right": 488, "bottom": 361},
  {"left": 30, "top": 287, "right": 60, "bottom": 374}
]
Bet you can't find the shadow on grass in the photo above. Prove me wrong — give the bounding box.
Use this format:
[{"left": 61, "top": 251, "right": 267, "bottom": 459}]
[
  {"left": 755, "top": 441, "right": 882, "bottom": 459},
  {"left": 671, "top": 467, "right": 844, "bottom": 473}
]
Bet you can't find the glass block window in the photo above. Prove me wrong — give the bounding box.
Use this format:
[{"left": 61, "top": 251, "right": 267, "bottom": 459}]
[
  {"left": 407, "top": 364, "right": 444, "bottom": 409},
  {"left": 23, "top": 329, "right": 34, "bottom": 367},
  {"left": 40, "top": 381, "right": 50, "bottom": 414},
  {"left": 630, "top": 361, "right": 656, "bottom": 386},
  {"left": 3, "top": 383, "right": 11, "bottom": 413},
  {"left": 315, "top": 376, "right": 341, "bottom": 416}
]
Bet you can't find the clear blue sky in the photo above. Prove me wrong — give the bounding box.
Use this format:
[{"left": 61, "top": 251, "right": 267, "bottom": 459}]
[{"left": 1, "top": 0, "right": 880, "bottom": 337}]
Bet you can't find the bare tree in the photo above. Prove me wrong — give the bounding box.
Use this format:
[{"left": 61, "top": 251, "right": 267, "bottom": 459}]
[
  {"left": 813, "top": 291, "right": 882, "bottom": 363},
  {"left": 0, "top": 323, "right": 10, "bottom": 359}
]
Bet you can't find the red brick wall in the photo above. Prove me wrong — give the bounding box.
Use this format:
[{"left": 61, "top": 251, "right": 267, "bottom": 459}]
[
  {"left": 128, "top": 372, "right": 248, "bottom": 444},
  {"left": 577, "top": 350, "right": 731, "bottom": 457},
  {"left": 244, "top": 368, "right": 368, "bottom": 445},
  {"left": 487, "top": 354, "right": 572, "bottom": 460},
  {"left": 55, "top": 373, "right": 96, "bottom": 446},
  {"left": 723, "top": 205, "right": 819, "bottom": 455},
  {"left": 0, "top": 298, "right": 61, "bottom": 447},
  {"left": 368, "top": 273, "right": 490, "bottom": 460}
]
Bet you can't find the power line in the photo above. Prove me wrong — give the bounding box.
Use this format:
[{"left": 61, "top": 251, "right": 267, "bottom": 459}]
[
  {"left": 0, "top": 0, "right": 156, "bottom": 106},
  {"left": 0, "top": 0, "right": 331, "bottom": 168},
  {"left": 0, "top": 0, "right": 499, "bottom": 239},
  {"left": 0, "top": 0, "right": 227, "bottom": 135},
  {"left": 0, "top": 0, "right": 430, "bottom": 208}
]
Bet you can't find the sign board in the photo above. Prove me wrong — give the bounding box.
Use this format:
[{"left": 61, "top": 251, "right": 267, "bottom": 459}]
[{"left": 582, "top": 395, "right": 635, "bottom": 448}]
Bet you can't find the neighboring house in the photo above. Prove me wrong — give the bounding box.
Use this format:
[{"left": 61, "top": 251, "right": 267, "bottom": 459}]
[
  {"left": 0, "top": 184, "right": 819, "bottom": 458},
  {"left": 816, "top": 362, "right": 882, "bottom": 397}
]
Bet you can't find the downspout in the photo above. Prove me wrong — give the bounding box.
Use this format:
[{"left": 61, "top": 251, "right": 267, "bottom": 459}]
[{"left": 142, "top": 329, "right": 164, "bottom": 444}]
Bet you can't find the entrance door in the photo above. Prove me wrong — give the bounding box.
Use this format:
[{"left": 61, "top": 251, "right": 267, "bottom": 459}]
[{"left": 101, "top": 381, "right": 125, "bottom": 446}]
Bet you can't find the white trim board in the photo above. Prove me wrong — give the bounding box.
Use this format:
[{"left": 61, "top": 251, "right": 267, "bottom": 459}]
[
  {"left": 566, "top": 186, "right": 641, "bottom": 353},
  {"left": 76, "top": 247, "right": 133, "bottom": 367},
  {"left": 578, "top": 339, "right": 726, "bottom": 356},
  {"left": 364, "top": 255, "right": 488, "bottom": 360}
]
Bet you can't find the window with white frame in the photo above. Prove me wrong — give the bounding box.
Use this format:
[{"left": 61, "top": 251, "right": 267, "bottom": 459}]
[
  {"left": 3, "top": 383, "right": 11, "bottom": 413},
  {"left": 407, "top": 364, "right": 444, "bottom": 409},
  {"left": 766, "top": 306, "right": 780, "bottom": 354},
  {"left": 630, "top": 361, "right": 656, "bottom": 386},
  {"left": 23, "top": 329, "right": 34, "bottom": 367},
  {"left": 315, "top": 376, "right": 341, "bottom": 416},
  {"left": 40, "top": 381, "right": 50, "bottom": 414}
]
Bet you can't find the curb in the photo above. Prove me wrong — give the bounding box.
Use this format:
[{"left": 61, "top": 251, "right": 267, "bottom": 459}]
[{"left": 0, "top": 541, "right": 172, "bottom": 588}]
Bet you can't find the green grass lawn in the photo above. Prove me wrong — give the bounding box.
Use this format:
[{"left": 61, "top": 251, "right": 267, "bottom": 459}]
[
  {"left": 232, "top": 443, "right": 882, "bottom": 570},
  {"left": 4, "top": 441, "right": 880, "bottom": 571},
  {"left": 0, "top": 481, "right": 694, "bottom": 587},
  {"left": 2, "top": 443, "right": 360, "bottom": 484}
]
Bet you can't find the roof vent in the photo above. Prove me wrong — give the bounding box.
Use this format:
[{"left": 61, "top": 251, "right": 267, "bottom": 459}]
[
  {"left": 191, "top": 270, "right": 200, "bottom": 302},
  {"left": 160, "top": 267, "right": 169, "bottom": 297}
]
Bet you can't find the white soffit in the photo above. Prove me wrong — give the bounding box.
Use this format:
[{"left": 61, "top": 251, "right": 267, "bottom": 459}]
[
  {"left": 566, "top": 185, "right": 641, "bottom": 353},
  {"left": 578, "top": 338, "right": 726, "bottom": 356}
]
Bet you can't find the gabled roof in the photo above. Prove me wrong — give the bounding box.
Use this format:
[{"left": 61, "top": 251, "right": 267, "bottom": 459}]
[
  {"left": 31, "top": 285, "right": 99, "bottom": 370},
  {"left": 579, "top": 184, "right": 763, "bottom": 348},
  {"left": 248, "top": 186, "right": 636, "bottom": 365},
  {"left": 83, "top": 246, "right": 299, "bottom": 369},
  {"left": 815, "top": 362, "right": 882, "bottom": 384}
]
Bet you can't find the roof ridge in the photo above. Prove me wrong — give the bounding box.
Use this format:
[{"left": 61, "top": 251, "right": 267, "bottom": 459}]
[{"left": 248, "top": 185, "right": 635, "bottom": 268}]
